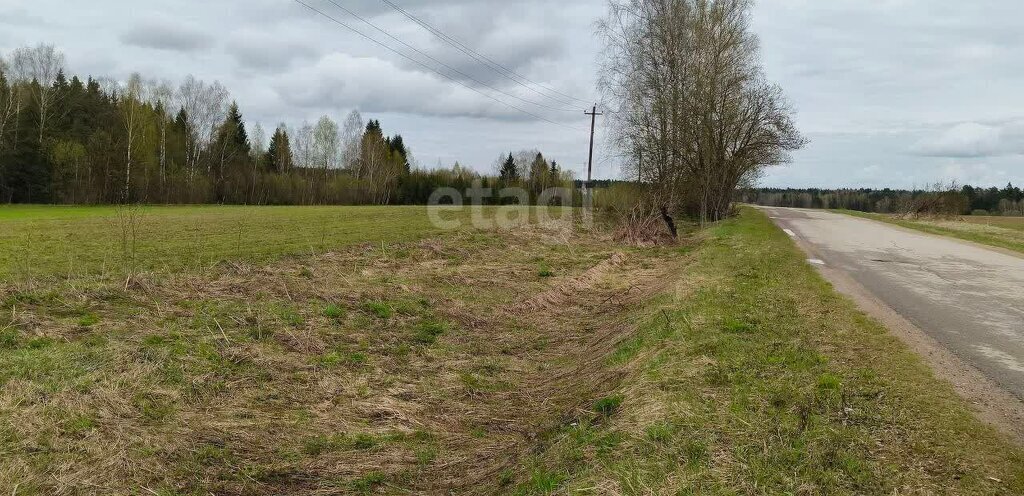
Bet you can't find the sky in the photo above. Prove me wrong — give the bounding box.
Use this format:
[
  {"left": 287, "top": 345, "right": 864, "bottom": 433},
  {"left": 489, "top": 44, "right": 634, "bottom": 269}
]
[{"left": 1, "top": 0, "right": 1022, "bottom": 188}]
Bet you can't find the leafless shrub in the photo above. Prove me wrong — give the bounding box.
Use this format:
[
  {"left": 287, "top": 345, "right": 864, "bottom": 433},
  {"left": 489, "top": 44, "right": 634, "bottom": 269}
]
[
  {"left": 897, "top": 182, "right": 968, "bottom": 220},
  {"left": 113, "top": 203, "right": 145, "bottom": 287}
]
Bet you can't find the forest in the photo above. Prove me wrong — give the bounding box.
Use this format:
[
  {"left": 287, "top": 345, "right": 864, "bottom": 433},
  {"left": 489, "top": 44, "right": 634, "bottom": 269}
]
[
  {"left": 743, "top": 185, "right": 1024, "bottom": 216},
  {"left": 0, "top": 44, "right": 572, "bottom": 206}
]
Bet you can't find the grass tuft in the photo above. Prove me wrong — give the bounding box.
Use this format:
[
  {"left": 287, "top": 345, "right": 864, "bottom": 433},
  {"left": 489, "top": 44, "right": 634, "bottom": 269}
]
[
  {"left": 413, "top": 319, "right": 448, "bottom": 345},
  {"left": 77, "top": 312, "right": 100, "bottom": 327},
  {"left": 322, "top": 303, "right": 346, "bottom": 320},
  {"left": 362, "top": 301, "right": 392, "bottom": 319},
  {"left": 593, "top": 395, "right": 624, "bottom": 417}
]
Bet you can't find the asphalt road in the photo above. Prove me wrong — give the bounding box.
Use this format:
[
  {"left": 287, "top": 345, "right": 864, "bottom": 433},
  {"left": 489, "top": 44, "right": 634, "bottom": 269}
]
[{"left": 761, "top": 207, "right": 1024, "bottom": 401}]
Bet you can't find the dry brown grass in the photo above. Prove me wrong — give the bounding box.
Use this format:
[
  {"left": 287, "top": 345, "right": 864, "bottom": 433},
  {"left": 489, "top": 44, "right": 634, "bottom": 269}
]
[{"left": 0, "top": 223, "right": 690, "bottom": 495}]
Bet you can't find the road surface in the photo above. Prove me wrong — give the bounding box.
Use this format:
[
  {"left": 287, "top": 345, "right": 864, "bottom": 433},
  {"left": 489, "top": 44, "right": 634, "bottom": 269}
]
[{"left": 760, "top": 207, "right": 1024, "bottom": 403}]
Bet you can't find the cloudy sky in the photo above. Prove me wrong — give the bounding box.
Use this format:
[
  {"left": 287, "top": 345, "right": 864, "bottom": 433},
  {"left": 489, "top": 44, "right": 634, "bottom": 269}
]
[{"left": 2, "top": 0, "right": 1022, "bottom": 188}]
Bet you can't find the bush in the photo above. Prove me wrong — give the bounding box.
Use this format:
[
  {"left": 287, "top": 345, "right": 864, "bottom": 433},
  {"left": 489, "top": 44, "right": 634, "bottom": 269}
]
[{"left": 971, "top": 209, "right": 989, "bottom": 216}]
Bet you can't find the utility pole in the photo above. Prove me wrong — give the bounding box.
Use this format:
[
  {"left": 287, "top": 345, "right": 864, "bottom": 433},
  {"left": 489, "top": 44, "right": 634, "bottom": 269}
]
[{"left": 584, "top": 104, "right": 603, "bottom": 194}]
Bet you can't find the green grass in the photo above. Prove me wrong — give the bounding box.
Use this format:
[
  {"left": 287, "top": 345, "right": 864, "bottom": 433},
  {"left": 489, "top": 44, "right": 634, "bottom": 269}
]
[
  {"left": 0, "top": 204, "right": 540, "bottom": 281},
  {"left": 840, "top": 210, "right": 1024, "bottom": 254},
  {"left": 522, "top": 207, "right": 1024, "bottom": 494}
]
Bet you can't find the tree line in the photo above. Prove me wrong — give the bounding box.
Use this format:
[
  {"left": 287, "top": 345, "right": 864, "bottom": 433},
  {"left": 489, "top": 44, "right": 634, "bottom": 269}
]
[
  {"left": 0, "top": 44, "right": 572, "bottom": 206},
  {"left": 743, "top": 184, "right": 1024, "bottom": 216}
]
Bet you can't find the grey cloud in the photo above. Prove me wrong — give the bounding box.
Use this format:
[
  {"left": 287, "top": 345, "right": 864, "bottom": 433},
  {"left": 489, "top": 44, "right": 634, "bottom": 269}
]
[
  {"left": 0, "top": 8, "right": 50, "bottom": 27},
  {"left": 308, "top": 0, "right": 571, "bottom": 90},
  {"left": 912, "top": 121, "right": 1024, "bottom": 158},
  {"left": 121, "top": 20, "right": 213, "bottom": 52},
  {"left": 226, "top": 30, "right": 322, "bottom": 72},
  {"left": 271, "top": 52, "right": 555, "bottom": 121}
]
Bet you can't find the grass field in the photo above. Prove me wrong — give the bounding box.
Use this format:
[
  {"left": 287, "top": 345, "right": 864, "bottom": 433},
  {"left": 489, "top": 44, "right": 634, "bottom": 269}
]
[
  {"left": 0, "top": 205, "right": 572, "bottom": 281},
  {"left": 1, "top": 206, "right": 1021, "bottom": 494},
  {"left": 0, "top": 205, "right": 461, "bottom": 281},
  {"left": 840, "top": 210, "right": 1024, "bottom": 255}
]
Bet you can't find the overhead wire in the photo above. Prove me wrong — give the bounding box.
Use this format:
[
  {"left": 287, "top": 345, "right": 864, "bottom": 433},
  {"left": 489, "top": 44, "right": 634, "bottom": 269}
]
[
  {"left": 378, "top": 0, "right": 594, "bottom": 106},
  {"left": 323, "top": 0, "right": 580, "bottom": 113},
  {"left": 293, "top": 0, "right": 584, "bottom": 131}
]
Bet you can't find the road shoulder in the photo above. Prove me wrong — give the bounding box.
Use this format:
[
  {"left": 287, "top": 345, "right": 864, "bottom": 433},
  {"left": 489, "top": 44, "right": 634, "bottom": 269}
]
[
  {"left": 815, "top": 258, "right": 1024, "bottom": 444},
  {"left": 770, "top": 207, "right": 1024, "bottom": 443}
]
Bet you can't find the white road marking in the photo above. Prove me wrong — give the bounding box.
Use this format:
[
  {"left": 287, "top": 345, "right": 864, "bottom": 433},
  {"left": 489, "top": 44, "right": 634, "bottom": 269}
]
[
  {"left": 783, "top": 229, "right": 796, "bottom": 237},
  {"left": 807, "top": 259, "right": 826, "bottom": 266}
]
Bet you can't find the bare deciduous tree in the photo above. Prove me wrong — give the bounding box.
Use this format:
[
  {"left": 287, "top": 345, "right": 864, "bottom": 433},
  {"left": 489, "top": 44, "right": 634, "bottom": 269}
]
[
  {"left": 0, "top": 55, "right": 20, "bottom": 156},
  {"left": 9, "top": 44, "right": 65, "bottom": 145},
  {"left": 149, "top": 79, "right": 174, "bottom": 195},
  {"left": 250, "top": 122, "right": 266, "bottom": 202},
  {"left": 119, "top": 73, "right": 150, "bottom": 201},
  {"left": 292, "top": 121, "right": 313, "bottom": 169},
  {"left": 312, "top": 115, "right": 340, "bottom": 171},
  {"left": 177, "top": 75, "right": 228, "bottom": 181},
  {"left": 340, "top": 110, "right": 364, "bottom": 176},
  {"left": 599, "top": 0, "right": 806, "bottom": 228}
]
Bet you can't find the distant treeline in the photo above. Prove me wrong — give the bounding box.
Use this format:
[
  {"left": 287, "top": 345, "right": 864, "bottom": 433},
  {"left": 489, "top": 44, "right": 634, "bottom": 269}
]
[
  {"left": 742, "top": 185, "right": 1024, "bottom": 216},
  {"left": 0, "top": 44, "right": 572, "bottom": 206}
]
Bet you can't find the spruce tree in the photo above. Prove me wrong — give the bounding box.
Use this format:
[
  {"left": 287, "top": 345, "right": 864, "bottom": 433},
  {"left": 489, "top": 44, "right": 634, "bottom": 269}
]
[
  {"left": 265, "top": 126, "right": 293, "bottom": 173},
  {"left": 499, "top": 153, "right": 518, "bottom": 182},
  {"left": 226, "top": 102, "right": 250, "bottom": 153}
]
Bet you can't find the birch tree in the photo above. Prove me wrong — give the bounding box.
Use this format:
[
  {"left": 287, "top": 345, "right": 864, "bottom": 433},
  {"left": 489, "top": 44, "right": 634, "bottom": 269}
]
[
  {"left": 292, "top": 122, "right": 314, "bottom": 170},
  {"left": 312, "top": 115, "right": 340, "bottom": 171},
  {"left": 340, "top": 110, "right": 363, "bottom": 176},
  {"left": 250, "top": 122, "right": 266, "bottom": 202},
  {"left": 119, "top": 73, "right": 149, "bottom": 201},
  {"left": 149, "top": 80, "right": 174, "bottom": 193},
  {"left": 10, "top": 44, "right": 65, "bottom": 145},
  {"left": 177, "top": 75, "right": 228, "bottom": 181},
  {"left": 599, "top": 0, "right": 805, "bottom": 226},
  {"left": 0, "top": 56, "right": 19, "bottom": 155}
]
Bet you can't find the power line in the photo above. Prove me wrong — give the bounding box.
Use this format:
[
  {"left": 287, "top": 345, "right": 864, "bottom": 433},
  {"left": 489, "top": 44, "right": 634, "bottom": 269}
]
[
  {"left": 293, "top": 0, "right": 583, "bottom": 131},
  {"left": 378, "top": 0, "right": 593, "bottom": 107},
  {"left": 322, "top": 0, "right": 580, "bottom": 113}
]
